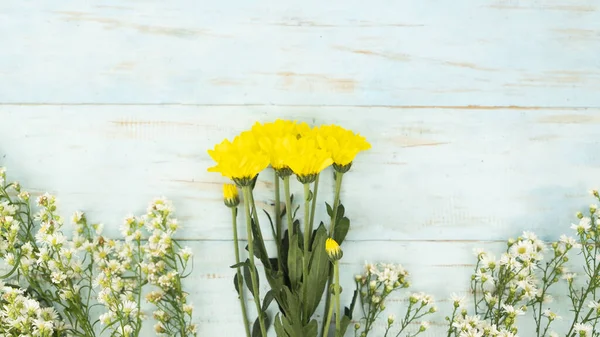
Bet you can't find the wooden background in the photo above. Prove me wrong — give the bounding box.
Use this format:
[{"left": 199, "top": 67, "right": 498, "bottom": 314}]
[{"left": 1, "top": 0, "right": 600, "bottom": 335}]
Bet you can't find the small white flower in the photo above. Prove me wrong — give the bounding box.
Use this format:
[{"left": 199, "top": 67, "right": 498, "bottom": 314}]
[
  {"left": 571, "top": 217, "right": 592, "bottom": 234},
  {"left": 563, "top": 273, "right": 576, "bottom": 282},
  {"left": 543, "top": 309, "right": 561, "bottom": 320},
  {"left": 573, "top": 322, "right": 592, "bottom": 336},
  {"left": 450, "top": 292, "right": 465, "bottom": 308}
]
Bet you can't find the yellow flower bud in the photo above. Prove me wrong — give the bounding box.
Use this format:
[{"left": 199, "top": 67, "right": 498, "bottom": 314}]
[
  {"left": 325, "top": 238, "right": 343, "bottom": 262},
  {"left": 223, "top": 184, "right": 239, "bottom": 208}
]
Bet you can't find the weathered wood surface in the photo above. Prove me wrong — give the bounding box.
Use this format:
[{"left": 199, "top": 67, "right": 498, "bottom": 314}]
[
  {"left": 1, "top": 0, "right": 599, "bottom": 335},
  {"left": 1, "top": 0, "right": 600, "bottom": 106}
]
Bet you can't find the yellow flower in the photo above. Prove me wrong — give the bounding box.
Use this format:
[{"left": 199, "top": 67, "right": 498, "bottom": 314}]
[
  {"left": 252, "top": 120, "right": 311, "bottom": 175},
  {"left": 316, "top": 125, "right": 371, "bottom": 171},
  {"left": 325, "top": 238, "right": 343, "bottom": 261},
  {"left": 286, "top": 135, "right": 333, "bottom": 183},
  {"left": 207, "top": 131, "right": 269, "bottom": 186},
  {"left": 223, "top": 184, "right": 239, "bottom": 208}
]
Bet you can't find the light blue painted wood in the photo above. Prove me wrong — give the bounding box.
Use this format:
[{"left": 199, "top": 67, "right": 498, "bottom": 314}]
[
  {"left": 1, "top": 107, "right": 599, "bottom": 242},
  {"left": 1, "top": 0, "right": 599, "bottom": 335},
  {"left": 1, "top": 1, "right": 599, "bottom": 106}
]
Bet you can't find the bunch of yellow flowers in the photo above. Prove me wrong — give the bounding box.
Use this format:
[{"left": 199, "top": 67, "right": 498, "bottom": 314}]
[
  {"left": 208, "top": 119, "right": 370, "bottom": 337},
  {"left": 208, "top": 119, "right": 371, "bottom": 185}
]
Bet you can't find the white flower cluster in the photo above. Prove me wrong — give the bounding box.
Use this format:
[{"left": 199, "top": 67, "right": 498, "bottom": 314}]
[
  {"left": 139, "top": 198, "right": 197, "bottom": 336},
  {"left": 0, "top": 283, "right": 65, "bottom": 337},
  {"left": 0, "top": 167, "right": 197, "bottom": 337},
  {"left": 471, "top": 231, "right": 573, "bottom": 311},
  {"left": 361, "top": 262, "right": 409, "bottom": 290},
  {"left": 451, "top": 227, "right": 581, "bottom": 337},
  {"left": 451, "top": 313, "right": 521, "bottom": 337},
  {"left": 356, "top": 262, "right": 435, "bottom": 336}
]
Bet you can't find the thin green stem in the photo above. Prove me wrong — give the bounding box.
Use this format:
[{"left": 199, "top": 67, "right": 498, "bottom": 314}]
[
  {"left": 334, "top": 262, "right": 341, "bottom": 337},
  {"left": 446, "top": 306, "right": 458, "bottom": 337},
  {"left": 232, "top": 207, "right": 252, "bottom": 337},
  {"left": 322, "top": 289, "right": 335, "bottom": 337},
  {"left": 329, "top": 172, "right": 344, "bottom": 235},
  {"left": 302, "top": 182, "right": 312, "bottom": 321},
  {"left": 283, "top": 176, "right": 294, "bottom": 240},
  {"left": 309, "top": 173, "right": 320, "bottom": 231},
  {"left": 321, "top": 172, "right": 344, "bottom": 337},
  {"left": 242, "top": 186, "right": 268, "bottom": 337},
  {"left": 275, "top": 173, "right": 283, "bottom": 271}
]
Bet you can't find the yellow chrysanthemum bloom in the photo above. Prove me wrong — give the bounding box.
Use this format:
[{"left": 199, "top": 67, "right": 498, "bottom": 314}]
[
  {"left": 316, "top": 125, "right": 371, "bottom": 172},
  {"left": 223, "top": 184, "right": 239, "bottom": 208},
  {"left": 252, "top": 120, "right": 311, "bottom": 177},
  {"left": 286, "top": 135, "right": 333, "bottom": 184},
  {"left": 325, "top": 238, "right": 343, "bottom": 262},
  {"left": 207, "top": 131, "right": 269, "bottom": 186}
]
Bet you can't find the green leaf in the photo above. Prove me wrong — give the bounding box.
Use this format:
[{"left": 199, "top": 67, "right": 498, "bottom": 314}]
[
  {"left": 263, "top": 209, "right": 277, "bottom": 242},
  {"left": 233, "top": 272, "right": 242, "bottom": 295},
  {"left": 333, "top": 216, "right": 350, "bottom": 244},
  {"left": 243, "top": 259, "right": 258, "bottom": 298},
  {"left": 339, "top": 315, "right": 351, "bottom": 337},
  {"left": 274, "top": 314, "right": 288, "bottom": 337},
  {"left": 287, "top": 234, "right": 303, "bottom": 289},
  {"left": 303, "top": 224, "right": 329, "bottom": 318},
  {"left": 346, "top": 289, "right": 359, "bottom": 318},
  {"left": 325, "top": 202, "right": 333, "bottom": 217},
  {"left": 262, "top": 290, "right": 275, "bottom": 312},
  {"left": 250, "top": 219, "right": 266, "bottom": 261},
  {"left": 303, "top": 320, "right": 318, "bottom": 337},
  {"left": 340, "top": 289, "right": 359, "bottom": 336},
  {"left": 278, "top": 288, "right": 306, "bottom": 337},
  {"left": 250, "top": 174, "right": 259, "bottom": 190},
  {"left": 252, "top": 315, "right": 271, "bottom": 337},
  {"left": 230, "top": 261, "right": 248, "bottom": 269}
]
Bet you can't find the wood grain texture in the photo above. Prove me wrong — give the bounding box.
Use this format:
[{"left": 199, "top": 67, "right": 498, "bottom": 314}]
[
  {"left": 1, "top": 0, "right": 599, "bottom": 106},
  {"left": 1, "top": 0, "right": 598, "bottom": 335},
  {"left": 1, "top": 106, "right": 598, "bottom": 242}
]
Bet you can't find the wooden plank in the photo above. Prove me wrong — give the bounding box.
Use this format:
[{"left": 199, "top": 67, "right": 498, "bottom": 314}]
[
  {"left": 0, "top": 0, "right": 599, "bottom": 106},
  {"left": 122, "top": 240, "right": 572, "bottom": 336},
  {"left": 0, "top": 105, "right": 598, "bottom": 241}
]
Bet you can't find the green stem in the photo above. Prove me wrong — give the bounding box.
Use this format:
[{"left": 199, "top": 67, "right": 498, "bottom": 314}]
[
  {"left": 334, "top": 262, "right": 341, "bottom": 337},
  {"left": 302, "top": 182, "right": 312, "bottom": 321},
  {"left": 284, "top": 176, "right": 294, "bottom": 240},
  {"left": 321, "top": 172, "right": 344, "bottom": 337},
  {"left": 322, "top": 288, "right": 335, "bottom": 337},
  {"left": 242, "top": 186, "right": 268, "bottom": 337},
  {"left": 329, "top": 172, "right": 344, "bottom": 235},
  {"left": 275, "top": 173, "right": 283, "bottom": 271},
  {"left": 309, "top": 173, "right": 320, "bottom": 231},
  {"left": 232, "top": 207, "right": 252, "bottom": 337}
]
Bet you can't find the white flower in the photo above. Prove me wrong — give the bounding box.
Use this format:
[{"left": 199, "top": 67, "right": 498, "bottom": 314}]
[
  {"left": 543, "top": 309, "right": 561, "bottom": 320},
  {"left": 122, "top": 300, "right": 139, "bottom": 318},
  {"left": 522, "top": 231, "right": 538, "bottom": 241},
  {"left": 563, "top": 273, "right": 576, "bottom": 282},
  {"left": 473, "top": 248, "right": 487, "bottom": 259},
  {"left": 588, "top": 300, "right": 600, "bottom": 311},
  {"left": 571, "top": 217, "right": 592, "bottom": 234},
  {"left": 559, "top": 235, "right": 581, "bottom": 249},
  {"left": 510, "top": 240, "right": 534, "bottom": 260},
  {"left": 451, "top": 292, "right": 465, "bottom": 308},
  {"left": 178, "top": 246, "right": 193, "bottom": 262},
  {"left": 71, "top": 211, "right": 84, "bottom": 224},
  {"left": 502, "top": 304, "right": 525, "bottom": 316},
  {"left": 419, "top": 321, "right": 429, "bottom": 331},
  {"left": 573, "top": 322, "right": 592, "bottom": 336}
]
